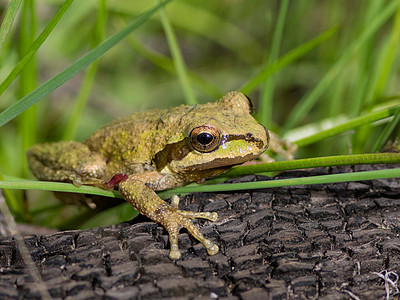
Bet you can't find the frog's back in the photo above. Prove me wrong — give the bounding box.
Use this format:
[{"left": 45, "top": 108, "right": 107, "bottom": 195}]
[{"left": 83, "top": 106, "right": 187, "bottom": 167}]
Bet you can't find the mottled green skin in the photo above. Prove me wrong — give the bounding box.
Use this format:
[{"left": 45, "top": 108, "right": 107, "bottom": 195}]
[{"left": 27, "top": 91, "right": 269, "bottom": 259}]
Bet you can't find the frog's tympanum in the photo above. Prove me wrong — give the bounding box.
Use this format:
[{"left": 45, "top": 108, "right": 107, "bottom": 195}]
[{"left": 27, "top": 91, "right": 270, "bottom": 259}]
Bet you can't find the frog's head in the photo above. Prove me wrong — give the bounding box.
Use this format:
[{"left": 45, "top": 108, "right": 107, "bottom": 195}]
[{"left": 155, "top": 91, "right": 269, "bottom": 180}]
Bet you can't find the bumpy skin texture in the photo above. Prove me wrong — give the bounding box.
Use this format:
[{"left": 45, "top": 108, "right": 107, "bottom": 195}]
[{"left": 27, "top": 91, "right": 269, "bottom": 259}]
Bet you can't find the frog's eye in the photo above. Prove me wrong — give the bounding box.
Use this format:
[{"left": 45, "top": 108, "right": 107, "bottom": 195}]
[{"left": 189, "top": 126, "right": 221, "bottom": 153}]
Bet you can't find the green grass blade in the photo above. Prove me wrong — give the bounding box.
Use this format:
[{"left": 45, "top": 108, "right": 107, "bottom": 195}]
[
  {"left": 282, "top": 0, "right": 400, "bottom": 133},
  {"left": 352, "top": 3, "right": 400, "bottom": 153},
  {"left": 2, "top": 153, "right": 399, "bottom": 201},
  {"left": 372, "top": 106, "right": 400, "bottom": 152},
  {"left": 158, "top": 168, "right": 400, "bottom": 197},
  {"left": 260, "top": 0, "right": 289, "bottom": 127},
  {"left": 166, "top": 2, "right": 262, "bottom": 64},
  {"left": 17, "top": 0, "right": 38, "bottom": 178},
  {"left": 124, "top": 34, "right": 223, "bottom": 98},
  {"left": 0, "top": 179, "right": 122, "bottom": 198},
  {"left": 0, "top": 172, "right": 20, "bottom": 216},
  {"left": 0, "top": 0, "right": 73, "bottom": 97},
  {"left": 62, "top": 0, "right": 107, "bottom": 140},
  {"left": 0, "top": 0, "right": 172, "bottom": 128},
  {"left": 109, "top": 1, "right": 262, "bottom": 63},
  {"left": 367, "top": 2, "right": 400, "bottom": 105},
  {"left": 0, "top": 0, "right": 22, "bottom": 54},
  {"left": 224, "top": 153, "right": 400, "bottom": 178},
  {"left": 349, "top": 1, "right": 384, "bottom": 118},
  {"left": 240, "top": 25, "right": 338, "bottom": 95},
  {"left": 375, "top": 2, "right": 400, "bottom": 96},
  {"left": 61, "top": 59, "right": 99, "bottom": 140},
  {"left": 158, "top": 0, "right": 197, "bottom": 105},
  {"left": 293, "top": 104, "right": 400, "bottom": 147}
]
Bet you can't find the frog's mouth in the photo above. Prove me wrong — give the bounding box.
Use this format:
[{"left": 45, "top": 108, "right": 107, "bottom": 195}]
[{"left": 181, "top": 151, "right": 261, "bottom": 172}]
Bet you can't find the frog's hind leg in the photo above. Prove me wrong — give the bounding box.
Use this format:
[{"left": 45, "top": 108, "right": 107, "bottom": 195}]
[
  {"left": 119, "top": 178, "right": 219, "bottom": 260},
  {"left": 27, "top": 141, "right": 106, "bottom": 186},
  {"left": 27, "top": 141, "right": 109, "bottom": 208}
]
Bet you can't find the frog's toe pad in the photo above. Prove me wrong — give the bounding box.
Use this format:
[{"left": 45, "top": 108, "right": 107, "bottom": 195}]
[
  {"left": 168, "top": 233, "right": 218, "bottom": 260},
  {"left": 169, "top": 243, "right": 181, "bottom": 260},
  {"left": 203, "top": 239, "right": 219, "bottom": 256}
]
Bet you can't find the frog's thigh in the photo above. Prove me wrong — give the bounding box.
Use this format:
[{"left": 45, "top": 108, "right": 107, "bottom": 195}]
[
  {"left": 27, "top": 141, "right": 106, "bottom": 184},
  {"left": 119, "top": 178, "right": 219, "bottom": 260}
]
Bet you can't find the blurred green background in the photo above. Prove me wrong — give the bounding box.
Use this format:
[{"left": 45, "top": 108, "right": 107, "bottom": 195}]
[{"left": 0, "top": 0, "right": 399, "bottom": 229}]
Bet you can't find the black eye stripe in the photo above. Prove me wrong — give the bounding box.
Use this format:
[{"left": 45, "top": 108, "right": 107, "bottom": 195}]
[{"left": 222, "top": 134, "right": 266, "bottom": 148}]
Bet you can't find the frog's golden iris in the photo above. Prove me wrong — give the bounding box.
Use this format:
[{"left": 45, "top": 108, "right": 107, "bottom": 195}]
[{"left": 189, "top": 125, "right": 220, "bottom": 153}]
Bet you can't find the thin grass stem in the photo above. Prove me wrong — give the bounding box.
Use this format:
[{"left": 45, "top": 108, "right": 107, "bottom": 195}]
[
  {"left": 282, "top": 0, "right": 400, "bottom": 133},
  {"left": 157, "top": 0, "right": 197, "bottom": 105},
  {"left": 260, "top": 0, "right": 289, "bottom": 127},
  {"left": 241, "top": 25, "right": 338, "bottom": 95},
  {"left": 0, "top": 0, "right": 172, "bottom": 128},
  {"left": 62, "top": 0, "right": 107, "bottom": 140},
  {"left": 0, "top": 0, "right": 22, "bottom": 54},
  {"left": 0, "top": 0, "right": 73, "bottom": 96}
]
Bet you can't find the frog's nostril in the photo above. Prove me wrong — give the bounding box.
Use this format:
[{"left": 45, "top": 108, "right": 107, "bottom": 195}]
[{"left": 245, "top": 133, "right": 253, "bottom": 140}]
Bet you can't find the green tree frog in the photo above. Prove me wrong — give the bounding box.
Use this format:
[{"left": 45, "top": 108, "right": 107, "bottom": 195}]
[{"left": 27, "top": 91, "right": 271, "bottom": 259}]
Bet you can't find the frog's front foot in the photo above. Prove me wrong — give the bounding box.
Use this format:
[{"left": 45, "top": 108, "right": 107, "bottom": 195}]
[
  {"left": 166, "top": 195, "right": 219, "bottom": 260},
  {"left": 118, "top": 178, "right": 219, "bottom": 260}
]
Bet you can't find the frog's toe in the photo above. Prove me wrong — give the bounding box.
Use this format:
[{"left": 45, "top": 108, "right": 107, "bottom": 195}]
[
  {"left": 170, "top": 195, "right": 180, "bottom": 209},
  {"left": 168, "top": 231, "right": 182, "bottom": 260},
  {"left": 180, "top": 214, "right": 218, "bottom": 256},
  {"left": 178, "top": 210, "right": 218, "bottom": 222},
  {"left": 202, "top": 238, "right": 219, "bottom": 256}
]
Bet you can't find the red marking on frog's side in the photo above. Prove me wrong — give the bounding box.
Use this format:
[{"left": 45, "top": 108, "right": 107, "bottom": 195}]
[{"left": 105, "top": 173, "right": 128, "bottom": 189}]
